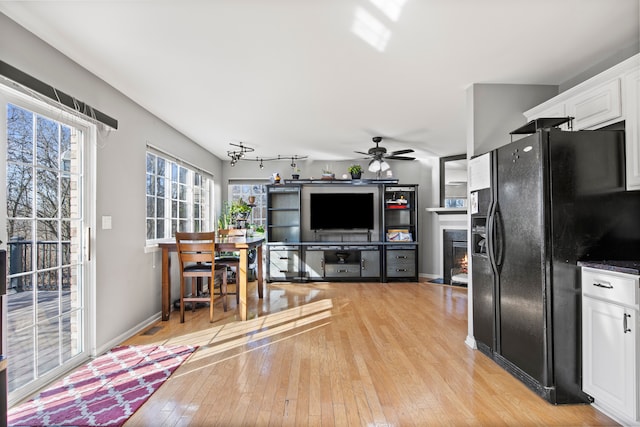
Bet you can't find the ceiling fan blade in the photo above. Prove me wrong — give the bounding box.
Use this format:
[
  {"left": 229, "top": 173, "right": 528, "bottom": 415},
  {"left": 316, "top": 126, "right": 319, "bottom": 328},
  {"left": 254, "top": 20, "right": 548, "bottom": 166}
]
[
  {"left": 354, "top": 151, "right": 371, "bottom": 156},
  {"left": 390, "top": 148, "right": 414, "bottom": 156},
  {"left": 385, "top": 155, "right": 416, "bottom": 161}
]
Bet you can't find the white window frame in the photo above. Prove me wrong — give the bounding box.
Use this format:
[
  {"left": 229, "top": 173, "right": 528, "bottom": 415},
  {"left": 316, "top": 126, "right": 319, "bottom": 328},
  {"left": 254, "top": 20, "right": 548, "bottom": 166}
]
[
  {"left": 146, "top": 148, "right": 213, "bottom": 243},
  {"left": 227, "top": 179, "right": 268, "bottom": 228},
  {"left": 1, "top": 82, "right": 97, "bottom": 406}
]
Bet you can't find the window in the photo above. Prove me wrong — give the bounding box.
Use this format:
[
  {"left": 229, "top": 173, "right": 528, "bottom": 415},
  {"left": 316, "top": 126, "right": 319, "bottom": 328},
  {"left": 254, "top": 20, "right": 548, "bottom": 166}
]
[
  {"left": 227, "top": 180, "right": 268, "bottom": 228},
  {"left": 146, "top": 151, "right": 211, "bottom": 241}
]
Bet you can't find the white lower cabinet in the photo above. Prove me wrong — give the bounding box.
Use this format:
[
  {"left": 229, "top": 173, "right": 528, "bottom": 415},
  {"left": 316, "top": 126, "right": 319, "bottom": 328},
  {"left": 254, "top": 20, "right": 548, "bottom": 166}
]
[{"left": 582, "top": 267, "right": 639, "bottom": 425}]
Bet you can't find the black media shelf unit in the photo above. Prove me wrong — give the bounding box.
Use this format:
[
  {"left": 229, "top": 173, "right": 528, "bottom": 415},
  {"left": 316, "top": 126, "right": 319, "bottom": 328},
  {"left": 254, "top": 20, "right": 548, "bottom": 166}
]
[
  {"left": 265, "top": 182, "right": 418, "bottom": 283},
  {"left": 382, "top": 185, "right": 418, "bottom": 281}
]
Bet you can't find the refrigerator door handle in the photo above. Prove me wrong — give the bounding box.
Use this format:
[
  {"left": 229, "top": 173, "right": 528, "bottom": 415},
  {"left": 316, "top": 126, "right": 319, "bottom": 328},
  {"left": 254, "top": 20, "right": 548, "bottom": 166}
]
[
  {"left": 487, "top": 200, "right": 498, "bottom": 275},
  {"left": 493, "top": 208, "right": 504, "bottom": 269}
]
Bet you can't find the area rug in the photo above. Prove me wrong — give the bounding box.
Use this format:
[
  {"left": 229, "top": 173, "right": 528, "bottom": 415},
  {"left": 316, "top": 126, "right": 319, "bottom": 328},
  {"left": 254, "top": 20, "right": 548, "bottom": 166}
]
[{"left": 8, "top": 344, "right": 197, "bottom": 427}]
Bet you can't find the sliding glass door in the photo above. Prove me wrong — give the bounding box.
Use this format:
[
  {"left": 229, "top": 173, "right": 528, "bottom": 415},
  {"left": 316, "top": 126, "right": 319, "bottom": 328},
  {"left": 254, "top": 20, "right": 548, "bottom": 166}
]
[{"left": 1, "top": 91, "right": 93, "bottom": 405}]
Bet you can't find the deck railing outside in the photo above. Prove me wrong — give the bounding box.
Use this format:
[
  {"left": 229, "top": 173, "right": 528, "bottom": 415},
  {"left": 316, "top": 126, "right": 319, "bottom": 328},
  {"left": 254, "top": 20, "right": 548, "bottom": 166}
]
[{"left": 7, "top": 237, "right": 72, "bottom": 292}]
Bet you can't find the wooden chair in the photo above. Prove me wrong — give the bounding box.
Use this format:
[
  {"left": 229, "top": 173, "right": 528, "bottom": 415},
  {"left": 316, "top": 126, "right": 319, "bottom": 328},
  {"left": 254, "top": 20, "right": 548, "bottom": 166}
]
[
  {"left": 216, "top": 228, "right": 242, "bottom": 305},
  {"left": 175, "top": 232, "right": 228, "bottom": 323}
]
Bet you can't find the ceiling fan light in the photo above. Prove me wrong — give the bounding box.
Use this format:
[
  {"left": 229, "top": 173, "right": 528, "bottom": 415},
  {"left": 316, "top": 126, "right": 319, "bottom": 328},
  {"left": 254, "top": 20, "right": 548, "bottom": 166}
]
[
  {"left": 368, "top": 159, "right": 381, "bottom": 172},
  {"left": 380, "top": 160, "right": 390, "bottom": 171}
]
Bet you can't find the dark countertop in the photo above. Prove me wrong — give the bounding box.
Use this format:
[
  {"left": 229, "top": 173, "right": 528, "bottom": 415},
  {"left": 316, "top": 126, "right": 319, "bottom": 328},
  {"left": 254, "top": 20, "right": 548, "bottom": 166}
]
[{"left": 578, "top": 260, "right": 640, "bottom": 276}]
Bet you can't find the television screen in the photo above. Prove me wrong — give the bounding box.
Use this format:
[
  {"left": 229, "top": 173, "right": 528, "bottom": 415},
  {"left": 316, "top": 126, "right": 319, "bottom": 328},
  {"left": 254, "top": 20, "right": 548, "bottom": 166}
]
[{"left": 310, "top": 193, "right": 374, "bottom": 230}]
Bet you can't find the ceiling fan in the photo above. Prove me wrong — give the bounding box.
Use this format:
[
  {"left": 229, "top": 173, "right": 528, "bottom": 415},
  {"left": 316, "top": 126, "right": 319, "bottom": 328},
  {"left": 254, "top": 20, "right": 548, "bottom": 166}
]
[{"left": 355, "top": 136, "right": 415, "bottom": 172}]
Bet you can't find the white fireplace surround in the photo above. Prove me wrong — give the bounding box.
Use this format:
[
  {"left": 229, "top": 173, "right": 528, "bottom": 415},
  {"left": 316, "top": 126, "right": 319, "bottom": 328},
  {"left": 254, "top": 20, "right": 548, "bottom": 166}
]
[{"left": 434, "top": 213, "right": 468, "bottom": 279}]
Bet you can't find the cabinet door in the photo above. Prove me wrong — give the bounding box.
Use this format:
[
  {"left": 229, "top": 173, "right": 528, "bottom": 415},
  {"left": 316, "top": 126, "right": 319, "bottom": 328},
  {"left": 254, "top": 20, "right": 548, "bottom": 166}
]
[
  {"left": 566, "top": 78, "right": 622, "bottom": 130},
  {"left": 268, "top": 248, "right": 300, "bottom": 280},
  {"left": 305, "top": 250, "right": 324, "bottom": 279},
  {"left": 582, "top": 296, "right": 637, "bottom": 420},
  {"left": 625, "top": 69, "right": 640, "bottom": 190},
  {"left": 360, "top": 250, "right": 380, "bottom": 278}
]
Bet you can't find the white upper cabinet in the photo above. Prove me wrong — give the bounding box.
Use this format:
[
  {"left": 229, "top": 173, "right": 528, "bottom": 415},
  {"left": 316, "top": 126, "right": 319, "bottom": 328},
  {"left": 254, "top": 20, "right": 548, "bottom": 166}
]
[
  {"left": 624, "top": 68, "right": 640, "bottom": 190},
  {"left": 525, "top": 54, "right": 640, "bottom": 190},
  {"left": 566, "top": 78, "right": 622, "bottom": 130}
]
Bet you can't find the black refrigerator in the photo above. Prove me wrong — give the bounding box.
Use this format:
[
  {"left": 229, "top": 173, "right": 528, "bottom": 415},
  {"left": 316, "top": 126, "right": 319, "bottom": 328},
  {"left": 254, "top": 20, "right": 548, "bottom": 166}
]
[{"left": 471, "top": 118, "right": 640, "bottom": 404}]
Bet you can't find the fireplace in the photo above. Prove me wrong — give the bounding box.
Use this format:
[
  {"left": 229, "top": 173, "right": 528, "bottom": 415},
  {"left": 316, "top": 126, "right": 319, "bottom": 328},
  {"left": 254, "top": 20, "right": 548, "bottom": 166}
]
[{"left": 443, "top": 229, "right": 468, "bottom": 286}]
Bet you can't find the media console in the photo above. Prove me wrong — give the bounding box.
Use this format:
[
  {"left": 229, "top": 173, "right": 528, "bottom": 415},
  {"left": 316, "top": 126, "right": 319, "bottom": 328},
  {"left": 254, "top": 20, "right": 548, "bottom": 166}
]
[{"left": 265, "top": 179, "right": 418, "bottom": 282}]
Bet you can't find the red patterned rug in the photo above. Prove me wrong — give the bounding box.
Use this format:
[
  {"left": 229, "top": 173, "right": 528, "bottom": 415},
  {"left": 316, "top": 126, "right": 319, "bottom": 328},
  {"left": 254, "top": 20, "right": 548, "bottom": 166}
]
[{"left": 8, "top": 344, "right": 197, "bottom": 427}]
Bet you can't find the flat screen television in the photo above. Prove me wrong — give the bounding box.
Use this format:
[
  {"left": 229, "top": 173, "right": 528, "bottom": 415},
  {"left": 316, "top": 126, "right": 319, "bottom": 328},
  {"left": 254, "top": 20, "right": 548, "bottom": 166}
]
[{"left": 310, "top": 193, "right": 374, "bottom": 230}]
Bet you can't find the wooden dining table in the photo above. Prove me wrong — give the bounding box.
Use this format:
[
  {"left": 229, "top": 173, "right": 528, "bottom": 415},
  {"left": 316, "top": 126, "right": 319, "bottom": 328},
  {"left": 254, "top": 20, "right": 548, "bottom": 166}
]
[{"left": 157, "top": 235, "right": 265, "bottom": 321}]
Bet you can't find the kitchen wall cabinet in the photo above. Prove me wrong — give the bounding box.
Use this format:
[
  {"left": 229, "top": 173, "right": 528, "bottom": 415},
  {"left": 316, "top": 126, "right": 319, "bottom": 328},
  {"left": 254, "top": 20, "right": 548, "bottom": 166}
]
[
  {"left": 525, "top": 54, "right": 640, "bottom": 190},
  {"left": 565, "top": 78, "right": 622, "bottom": 130},
  {"left": 625, "top": 68, "right": 640, "bottom": 189},
  {"left": 581, "top": 267, "right": 639, "bottom": 426}
]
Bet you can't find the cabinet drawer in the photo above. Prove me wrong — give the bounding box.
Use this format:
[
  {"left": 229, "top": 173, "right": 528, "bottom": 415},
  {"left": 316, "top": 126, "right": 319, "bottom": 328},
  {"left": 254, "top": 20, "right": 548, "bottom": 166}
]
[
  {"left": 386, "top": 250, "right": 416, "bottom": 276},
  {"left": 325, "top": 264, "right": 360, "bottom": 277},
  {"left": 582, "top": 267, "right": 639, "bottom": 308},
  {"left": 270, "top": 251, "right": 296, "bottom": 267},
  {"left": 269, "top": 249, "right": 299, "bottom": 275}
]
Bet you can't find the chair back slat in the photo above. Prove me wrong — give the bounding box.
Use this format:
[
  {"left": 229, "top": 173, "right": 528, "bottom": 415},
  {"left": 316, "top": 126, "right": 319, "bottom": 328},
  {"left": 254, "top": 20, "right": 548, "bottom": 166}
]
[
  {"left": 181, "top": 252, "right": 213, "bottom": 263},
  {"left": 218, "top": 228, "right": 245, "bottom": 237},
  {"left": 175, "top": 232, "right": 216, "bottom": 268},
  {"left": 179, "top": 241, "right": 214, "bottom": 253}
]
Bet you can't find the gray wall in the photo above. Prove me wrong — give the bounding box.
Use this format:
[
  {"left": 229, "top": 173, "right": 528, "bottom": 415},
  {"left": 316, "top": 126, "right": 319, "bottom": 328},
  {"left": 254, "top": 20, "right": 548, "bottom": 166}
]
[
  {"left": 468, "top": 84, "right": 559, "bottom": 156},
  {"left": 560, "top": 42, "right": 640, "bottom": 92},
  {"left": 1, "top": 13, "right": 224, "bottom": 353}
]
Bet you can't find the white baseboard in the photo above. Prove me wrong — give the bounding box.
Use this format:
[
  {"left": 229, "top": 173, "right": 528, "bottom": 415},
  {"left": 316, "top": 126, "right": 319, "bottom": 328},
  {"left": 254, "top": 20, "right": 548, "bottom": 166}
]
[
  {"left": 465, "top": 335, "right": 477, "bottom": 349},
  {"left": 95, "top": 312, "right": 162, "bottom": 356},
  {"left": 591, "top": 402, "right": 639, "bottom": 426}
]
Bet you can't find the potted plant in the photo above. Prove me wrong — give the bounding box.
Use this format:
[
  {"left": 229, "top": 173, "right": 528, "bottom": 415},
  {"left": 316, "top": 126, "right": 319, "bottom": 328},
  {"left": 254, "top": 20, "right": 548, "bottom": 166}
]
[
  {"left": 348, "top": 164, "right": 363, "bottom": 179},
  {"left": 291, "top": 167, "right": 301, "bottom": 180},
  {"left": 218, "top": 201, "right": 233, "bottom": 231},
  {"left": 322, "top": 165, "right": 334, "bottom": 180},
  {"left": 230, "top": 198, "right": 252, "bottom": 227}
]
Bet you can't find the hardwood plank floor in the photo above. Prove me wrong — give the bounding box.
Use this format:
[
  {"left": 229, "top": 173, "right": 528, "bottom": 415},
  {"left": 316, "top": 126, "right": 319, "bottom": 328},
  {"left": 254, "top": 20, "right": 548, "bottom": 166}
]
[{"left": 122, "top": 281, "right": 618, "bottom": 426}]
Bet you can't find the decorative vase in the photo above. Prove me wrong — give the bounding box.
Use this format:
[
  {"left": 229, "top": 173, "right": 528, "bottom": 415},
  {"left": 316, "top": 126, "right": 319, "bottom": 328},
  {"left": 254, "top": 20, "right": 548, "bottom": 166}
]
[
  {"left": 351, "top": 172, "right": 362, "bottom": 180},
  {"left": 292, "top": 174, "right": 300, "bottom": 179}
]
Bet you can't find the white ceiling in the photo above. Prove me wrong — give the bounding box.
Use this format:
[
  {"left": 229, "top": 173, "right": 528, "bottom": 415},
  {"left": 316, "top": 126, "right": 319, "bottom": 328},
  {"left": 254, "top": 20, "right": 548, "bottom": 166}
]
[{"left": 1, "top": 0, "right": 639, "bottom": 162}]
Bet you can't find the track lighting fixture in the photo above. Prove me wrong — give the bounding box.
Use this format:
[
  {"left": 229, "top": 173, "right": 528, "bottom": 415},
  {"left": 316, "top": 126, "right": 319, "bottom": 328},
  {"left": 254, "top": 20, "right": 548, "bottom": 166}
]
[
  {"left": 226, "top": 143, "right": 307, "bottom": 169},
  {"left": 227, "top": 142, "right": 254, "bottom": 163}
]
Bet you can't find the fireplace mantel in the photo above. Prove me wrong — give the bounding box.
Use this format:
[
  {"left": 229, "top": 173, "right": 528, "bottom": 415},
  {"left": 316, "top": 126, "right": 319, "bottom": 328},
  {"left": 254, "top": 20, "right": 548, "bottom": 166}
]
[{"left": 426, "top": 207, "right": 467, "bottom": 215}]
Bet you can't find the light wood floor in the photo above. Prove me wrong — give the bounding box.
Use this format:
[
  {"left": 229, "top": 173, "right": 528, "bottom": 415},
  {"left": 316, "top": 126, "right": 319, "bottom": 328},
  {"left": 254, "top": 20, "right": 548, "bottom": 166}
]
[{"left": 121, "top": 281, "right": 618, "bottom": 426}]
